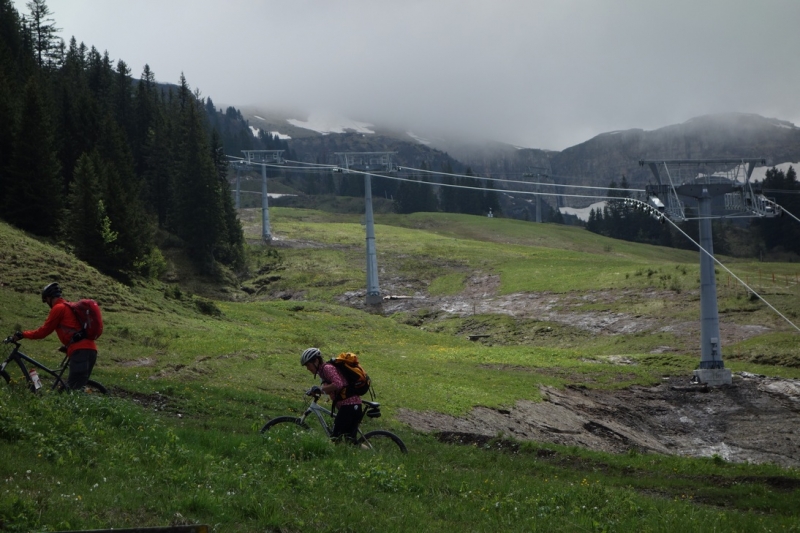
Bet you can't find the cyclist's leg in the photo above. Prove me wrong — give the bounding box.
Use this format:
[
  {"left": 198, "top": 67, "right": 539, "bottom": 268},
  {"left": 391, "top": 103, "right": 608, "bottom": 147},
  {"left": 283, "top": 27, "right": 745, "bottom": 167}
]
[
  {"left": 330, "top": 403, "right": 362, "bottom": 444},
  {"left": 67, "top": 349, "right": 97, "bottom": 390}
]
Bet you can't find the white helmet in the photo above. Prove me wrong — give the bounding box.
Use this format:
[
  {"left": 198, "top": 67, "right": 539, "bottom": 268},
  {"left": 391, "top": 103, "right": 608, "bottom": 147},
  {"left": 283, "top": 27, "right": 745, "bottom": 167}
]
[{"left": 300, "top": 347, "right": 321, "bottom": 366}]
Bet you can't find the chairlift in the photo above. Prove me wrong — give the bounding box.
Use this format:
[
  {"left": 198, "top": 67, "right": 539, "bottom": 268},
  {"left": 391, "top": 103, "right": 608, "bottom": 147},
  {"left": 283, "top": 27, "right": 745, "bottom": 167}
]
[
  {"left": 742, "top": 190, "right": 781, "bottom": 218},
  {"left": 648, "top": 195, "right": 665, "bottom": 212}
]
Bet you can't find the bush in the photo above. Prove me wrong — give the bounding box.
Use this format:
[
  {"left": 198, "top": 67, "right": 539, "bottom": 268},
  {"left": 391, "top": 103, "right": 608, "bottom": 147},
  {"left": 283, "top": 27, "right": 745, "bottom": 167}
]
[
  {"left": 194, "top": 296, "right": 222, "bottom": 317},
  {"left": 135, "top": 247, "right": 168, "bottom": 279}
]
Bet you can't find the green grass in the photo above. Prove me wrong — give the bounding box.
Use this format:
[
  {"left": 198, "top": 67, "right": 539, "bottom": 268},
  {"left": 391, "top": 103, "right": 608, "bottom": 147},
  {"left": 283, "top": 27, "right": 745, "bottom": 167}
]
[{"left": 2, "top": 214, "right": 800, "bottom": 531}]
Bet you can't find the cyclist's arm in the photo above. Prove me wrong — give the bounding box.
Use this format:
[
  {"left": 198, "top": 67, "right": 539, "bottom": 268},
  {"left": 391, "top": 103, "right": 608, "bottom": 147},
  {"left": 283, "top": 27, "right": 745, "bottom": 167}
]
[
  {"left": 320, "top": 382, "right": 338, "bottom": 396},
  {"left": 318, "top": 364, "right": 344, "bottom": 399},
  {"left": 22, "top": 304, "right": 64, "bottom": 340}
]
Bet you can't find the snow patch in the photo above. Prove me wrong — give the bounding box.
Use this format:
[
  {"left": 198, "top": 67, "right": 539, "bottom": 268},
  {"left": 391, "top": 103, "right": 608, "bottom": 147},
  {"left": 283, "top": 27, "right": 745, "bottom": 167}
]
[
  {"left": 254, "top": 115, "right": 266, "bottom": 121},
  {"left": 560, "top": 201, "right": 607, "bottom": 222},
  {"left": 287, "top": 114, "right": 374, "bottom": 135},
  {"left": 249, "top": 125, "right": 291, "bottom": 140},
  {"left": 406, "top": 131, "right": 431, "bottom": 145}
]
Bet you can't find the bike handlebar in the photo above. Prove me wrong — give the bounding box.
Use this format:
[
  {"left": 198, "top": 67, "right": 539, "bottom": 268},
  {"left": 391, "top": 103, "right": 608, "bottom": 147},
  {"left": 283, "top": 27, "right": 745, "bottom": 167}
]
[{"left": 306, "top": 386, "right": 323, "bottom": 398}]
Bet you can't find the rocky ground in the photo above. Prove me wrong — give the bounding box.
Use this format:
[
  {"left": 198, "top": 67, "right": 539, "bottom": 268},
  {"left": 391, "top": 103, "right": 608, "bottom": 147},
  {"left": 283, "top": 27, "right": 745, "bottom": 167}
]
[
  {"left": 397, "top": 373, "right": 800, "bottom": 468},
  {"left": 340, "top": 273, "right": 800, "bottom": 467}
]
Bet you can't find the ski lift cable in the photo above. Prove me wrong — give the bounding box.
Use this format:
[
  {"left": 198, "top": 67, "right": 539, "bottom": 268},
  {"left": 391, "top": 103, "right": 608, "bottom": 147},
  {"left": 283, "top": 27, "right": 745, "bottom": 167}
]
[
  {"left": 224, "top": 155, "right": 332, "bottom": 171},
  {"left": 398, "top": 165, "right": 646, "bottom": 193},
  {"left": 282, "top": 158, "right": 645, "bottom": 193},
  {"left": 287, "top": 158, "right": 619, "bottom": 182},
  {"left": 659, "top": 211, "right": 800, "bottom": 334},
  {"left": 283, "top": 159, "right": 340, "bottom": 169},
  {"left": 333, "top": 167, "right": 628, "bottom": 202}
]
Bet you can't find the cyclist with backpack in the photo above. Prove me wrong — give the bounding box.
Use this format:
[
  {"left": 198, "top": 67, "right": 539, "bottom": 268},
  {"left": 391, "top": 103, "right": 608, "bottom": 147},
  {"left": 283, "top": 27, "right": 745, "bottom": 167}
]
[
  {"left": 300, "top": 347, "right": 363, "bottom": 443},
  {"left": 11, "top": 282, "right": 99, "bottom": 390}
]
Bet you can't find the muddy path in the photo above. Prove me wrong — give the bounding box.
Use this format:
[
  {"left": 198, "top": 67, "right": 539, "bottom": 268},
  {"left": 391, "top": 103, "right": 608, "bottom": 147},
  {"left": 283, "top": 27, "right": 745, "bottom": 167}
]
[
  {"left": 339, "top": 273, "right": 798, "bottom": 466},
  {"left": 398, "top": 373, "right": 800, "bottom": 467},
  {"left": 343, "top": 272, "right": 771, "bottom": 350}
]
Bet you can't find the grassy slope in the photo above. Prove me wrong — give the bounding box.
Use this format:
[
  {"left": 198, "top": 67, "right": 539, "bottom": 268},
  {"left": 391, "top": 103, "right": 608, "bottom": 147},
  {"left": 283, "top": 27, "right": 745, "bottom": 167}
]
[{"left": 1, "top": 215, "right": 799, "bottom": 531}]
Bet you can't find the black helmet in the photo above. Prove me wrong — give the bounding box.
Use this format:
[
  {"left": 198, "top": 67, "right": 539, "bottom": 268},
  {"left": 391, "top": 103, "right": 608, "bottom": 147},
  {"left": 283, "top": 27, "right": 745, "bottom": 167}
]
[
  {"left": 41, "top": 282, "right": 62, "bottom": 302},
  {"left": 300, "top": 347, "right": 321, "bottom": 366}
]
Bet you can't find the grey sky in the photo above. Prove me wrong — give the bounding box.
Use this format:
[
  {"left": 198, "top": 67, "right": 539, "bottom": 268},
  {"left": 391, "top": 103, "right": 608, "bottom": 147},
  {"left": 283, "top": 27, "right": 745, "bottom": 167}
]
[{"left": 20, "top": 0, "right": 800, "bottom": 150}]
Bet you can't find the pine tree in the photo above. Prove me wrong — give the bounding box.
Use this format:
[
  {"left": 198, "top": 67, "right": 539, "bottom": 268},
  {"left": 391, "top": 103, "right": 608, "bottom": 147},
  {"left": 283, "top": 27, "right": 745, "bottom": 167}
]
[
  {"left": 753, "top": 166, "right": 800, "bottom": 255},
  {"left": 173, "top": 79, "right": 224, "bottom": 270},
  {"left": 66, "top": 152, "right": 107, "bottom": 264},
  {"left": 113, "top": 59, "right": 134, "bottom": 143},
  {"left": 55, "top": 37, "right": 98, "bottom": 192},
  {"left": 210, "top": 129, "right": 244, "bottom": 267},
  {"left": 3, "top": 75, "right": 63, "bottom": 236},
  {"left": 586, "top": 208, "right": 601, "bottom": 233},
  {"left": 394, "top": 171, "right": 421, "bottom": 214},
  {"left": 0, "top": 2, "right": 23, "bottom": 208},
  {"left": 93, "top": 115, "right": 153, "bottom": 275},
  {"left": 24, "top": 0, "right": 61, "bottom": 69}
]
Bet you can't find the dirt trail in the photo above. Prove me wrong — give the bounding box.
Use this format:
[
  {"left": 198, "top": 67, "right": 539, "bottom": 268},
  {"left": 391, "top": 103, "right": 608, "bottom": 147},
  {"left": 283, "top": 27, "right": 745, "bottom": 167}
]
[
  {"left": 398, "top": 373, "right": 800, "bottom": 467},
  {"left": 348, "top": 273, "right": 771, "bottom": 349}
]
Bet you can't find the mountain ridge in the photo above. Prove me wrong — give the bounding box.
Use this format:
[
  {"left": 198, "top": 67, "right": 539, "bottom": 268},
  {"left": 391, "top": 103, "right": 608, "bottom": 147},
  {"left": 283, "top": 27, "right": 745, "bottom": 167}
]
[{"left": 235, "top": 107, "right": 800, "bottom": 208}]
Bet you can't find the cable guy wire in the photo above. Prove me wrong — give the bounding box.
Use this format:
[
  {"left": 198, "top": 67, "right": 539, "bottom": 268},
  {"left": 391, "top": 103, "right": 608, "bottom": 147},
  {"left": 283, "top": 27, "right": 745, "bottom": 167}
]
[{"left": 654, "top": 203, "right": 800, "bottom": 334}]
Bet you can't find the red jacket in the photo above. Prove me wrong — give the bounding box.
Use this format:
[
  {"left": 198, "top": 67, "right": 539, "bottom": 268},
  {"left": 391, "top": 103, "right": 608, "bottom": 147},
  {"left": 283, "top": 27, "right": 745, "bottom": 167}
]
[{"left": 23, "top": 298, "right": 97, "bottom": 357}]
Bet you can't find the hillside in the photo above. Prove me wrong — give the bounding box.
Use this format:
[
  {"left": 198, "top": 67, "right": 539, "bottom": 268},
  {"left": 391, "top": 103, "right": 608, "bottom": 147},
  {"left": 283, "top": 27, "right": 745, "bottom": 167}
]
[{"left": 2, "top": 215, "right": 800, "bottom": 530}]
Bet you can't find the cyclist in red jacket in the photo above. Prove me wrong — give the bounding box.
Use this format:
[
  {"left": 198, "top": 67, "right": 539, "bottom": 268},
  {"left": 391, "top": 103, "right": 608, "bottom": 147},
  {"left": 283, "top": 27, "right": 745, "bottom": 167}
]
[{"left": 12, "top": 282, "right": 97, "bottom": 390}]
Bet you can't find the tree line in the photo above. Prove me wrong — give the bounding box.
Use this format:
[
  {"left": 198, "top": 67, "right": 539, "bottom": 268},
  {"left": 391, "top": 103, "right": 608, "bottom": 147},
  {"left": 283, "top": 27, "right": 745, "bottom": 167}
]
[
  {"left": 0, "top": 0, "right": 279, "bottom": 280},
  {"left": 586, "top": 169, "right": 800, "bottom": 259}
]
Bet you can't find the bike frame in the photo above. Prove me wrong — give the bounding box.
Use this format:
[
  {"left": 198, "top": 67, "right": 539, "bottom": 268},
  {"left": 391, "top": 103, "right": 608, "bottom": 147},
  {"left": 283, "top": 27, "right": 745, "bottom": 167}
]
[
  {"left": 2, "top": 340, "right": 70, "bottom": 391},
  {"left": 299, "top": 394, "right": 374, "bottom": 441},
  {"left": 299, "top": 398, "right": 336, "bottom": 437}
]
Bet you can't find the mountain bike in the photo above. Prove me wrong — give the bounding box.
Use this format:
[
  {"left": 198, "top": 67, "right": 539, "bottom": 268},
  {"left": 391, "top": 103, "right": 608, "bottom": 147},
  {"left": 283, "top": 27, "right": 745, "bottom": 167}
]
[
  {"left": 261, "top": 387, "right": 407, "bottom": 454},
  {"left": 1, "top": 337, "right": 107, "bottom": 394}
]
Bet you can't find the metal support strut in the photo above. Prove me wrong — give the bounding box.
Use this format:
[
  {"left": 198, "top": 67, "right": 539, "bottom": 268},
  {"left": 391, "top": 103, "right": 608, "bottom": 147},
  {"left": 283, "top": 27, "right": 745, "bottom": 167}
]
[{"left": 364, "top": 173, "right": 381, "bottom": 305}]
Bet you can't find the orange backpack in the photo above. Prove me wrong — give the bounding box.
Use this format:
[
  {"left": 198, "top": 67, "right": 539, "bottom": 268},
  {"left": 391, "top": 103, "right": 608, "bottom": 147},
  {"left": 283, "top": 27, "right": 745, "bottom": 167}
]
[{"left": 328, "top": 352, "right": 371, "bottom": 401}]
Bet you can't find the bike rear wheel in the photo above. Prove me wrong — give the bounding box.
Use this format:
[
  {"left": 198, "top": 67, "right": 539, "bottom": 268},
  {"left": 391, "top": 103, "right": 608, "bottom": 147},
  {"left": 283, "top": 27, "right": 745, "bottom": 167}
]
[
  {"left": 260, "top": 416, "right": 310, "bottom": 434},
  {"left": 357, "top": 430, "right": 408, "bottom": 454},
  {"left": 83, "top": 380, "right": 107, "bottom": 395}
]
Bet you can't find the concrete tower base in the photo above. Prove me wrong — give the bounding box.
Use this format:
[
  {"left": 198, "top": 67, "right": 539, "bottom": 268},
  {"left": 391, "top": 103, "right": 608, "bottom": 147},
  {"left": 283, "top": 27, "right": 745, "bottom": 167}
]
[
  {"left": 365, "top": 293, "right": 383, "bottom": 306},
  {"left": 693, "top": 368, "right": 732, "bottom": 386}
]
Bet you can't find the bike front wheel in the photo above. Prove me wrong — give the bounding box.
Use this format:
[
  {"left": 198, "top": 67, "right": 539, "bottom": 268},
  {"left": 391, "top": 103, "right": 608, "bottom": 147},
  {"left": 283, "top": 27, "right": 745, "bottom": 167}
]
[
  {"left": 1, "top": 357, "right": 35, "bottom": 391},
  {"left": 260, "top": 416, "right": 310, "bottom": 434},
  {"left": 357, "top": 430, "right": 408, "bottom": 454}
]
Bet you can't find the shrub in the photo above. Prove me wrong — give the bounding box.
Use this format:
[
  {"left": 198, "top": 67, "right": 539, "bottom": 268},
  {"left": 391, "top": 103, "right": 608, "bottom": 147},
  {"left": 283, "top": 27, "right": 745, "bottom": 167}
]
[{"left": 194, "top": 296, "right": 222, "bottom": 316}]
